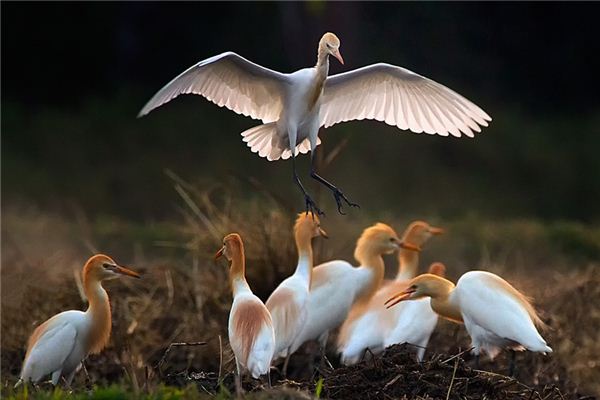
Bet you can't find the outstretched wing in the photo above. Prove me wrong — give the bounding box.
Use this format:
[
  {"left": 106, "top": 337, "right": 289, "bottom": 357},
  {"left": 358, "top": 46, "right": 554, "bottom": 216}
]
[
  {"left": 320, "top": 63, "right": 491, "bottom": 137},
  {"left": 139, "top": 52, "right": 288, "bottom": 123}
]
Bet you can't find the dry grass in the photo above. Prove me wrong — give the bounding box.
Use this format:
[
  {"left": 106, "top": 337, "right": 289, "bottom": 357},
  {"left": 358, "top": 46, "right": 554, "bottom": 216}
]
[{"left": 1, "top": 181, "right": 599, "bottom": 398}]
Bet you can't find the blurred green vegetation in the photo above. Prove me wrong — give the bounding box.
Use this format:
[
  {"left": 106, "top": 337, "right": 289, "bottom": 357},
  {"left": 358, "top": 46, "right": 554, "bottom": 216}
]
[{"left": 2, "top": 94, "right": 599, "bottom": 223}]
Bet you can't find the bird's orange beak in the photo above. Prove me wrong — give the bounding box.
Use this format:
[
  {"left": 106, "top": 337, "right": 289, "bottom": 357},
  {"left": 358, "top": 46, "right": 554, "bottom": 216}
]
[
  {"left": 385, "top": 287, "right": 416, "bottom": 309},
  {"left": 332, "top": 49, "right": 344, "bottom": 65},
  {"left": 319, "top": 227, "right": 329, "bottom": 239},
  {"left": 214, "top": 247, "right": 225, "bottom": 260},
  {"left": 399, "top": 241, "right": 421, "bottom": 252},
  {"left": 115, "top": 265, "right": 141, "bottom": 279},
  {"left": 428, "top": 226, "right": 445, "bottom": 235}
]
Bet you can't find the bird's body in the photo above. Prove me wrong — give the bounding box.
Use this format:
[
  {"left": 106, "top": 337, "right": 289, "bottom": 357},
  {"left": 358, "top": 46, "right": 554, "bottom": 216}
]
[
  {"left": 386, "top": 270, "right": 552, "bottom": 360},
  {"left": 289, "top": 223, "right": 415, "bottom": 356},
  {"left": 140, "top": 33, "right": 491, "bottom": 213},
  {"left": 266, "top": 214, "right": 327, "bottom": 361},
  {"left": 383, "top": 263, "right": 446, "bottom": 361},
  {"left": 18, "top": 255, "right": 140, "bottom": 386},
  {"left": 338, "top": 222, "right": 444, "bottom": 364},
  {"left": 216, "top": 233, "right": 275, "bottom": 391}
]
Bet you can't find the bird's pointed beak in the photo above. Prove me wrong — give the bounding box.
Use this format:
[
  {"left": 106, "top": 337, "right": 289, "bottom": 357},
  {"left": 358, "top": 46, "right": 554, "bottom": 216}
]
[
  {"left": 319, "top": 227, "right": 329, "bottom": 239},
  {"left": 385, "top": 288, "right": 415, "bottom": 309},
  {"left": 333, "top": 49, "right": 344, "bottom": 65},
  {"left": 399, "top": 241, "right": 421, "bottom": 252},
  {"left": 214, "top": 247, "right": 225, "bottom": 260},
  {"left": 428, "top": 227, "right": 445, "bottom": 235},
  {"left": 115, "top": 265, "right": 141, "bottom": 279}
]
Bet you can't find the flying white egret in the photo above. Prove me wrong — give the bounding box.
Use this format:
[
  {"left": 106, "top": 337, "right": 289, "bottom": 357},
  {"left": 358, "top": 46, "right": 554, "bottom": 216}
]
[
  {"left": 17, "top": 254, "right": 141, "bottom": 387},
  {"left": 139, "top": 32, "right": 491, "bottom": 214}
]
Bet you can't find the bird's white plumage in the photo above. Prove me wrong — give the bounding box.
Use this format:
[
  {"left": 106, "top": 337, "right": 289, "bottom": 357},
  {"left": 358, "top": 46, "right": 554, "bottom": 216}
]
[
  {"left": 20, "top": 311, "right": 89, "bottom": 385},
  {"left": 321, "top": 64, "right": 491, "bottom": 138},
  {"left": 289, "top": 261, "right": 375, "bottom": 355},
  {"left": 266, "top": 273, "right": 309, "bottom": 358},
  {"left": 139, "top": 35, "right": 491, "bottom": 164},
  {"left": 228, "top": 285, "right": 275, "bottom": 379},
  {"left": 383, "top": 298, "right": 439, "bottom": 361},
  {"left": 454, "top": 271, "right": 551, "bottom": 359},
  {"left": 138, "top": 52, "right": 288, "bottom": 123}
]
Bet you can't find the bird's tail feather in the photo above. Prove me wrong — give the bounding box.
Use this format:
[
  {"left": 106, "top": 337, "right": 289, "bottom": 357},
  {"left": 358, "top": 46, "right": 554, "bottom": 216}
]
[{"left": 241, "top": 124, "right": 320, "bottom": 161}]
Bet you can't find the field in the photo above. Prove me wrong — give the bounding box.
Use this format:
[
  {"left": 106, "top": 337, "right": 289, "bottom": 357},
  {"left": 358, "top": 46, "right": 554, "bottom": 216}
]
[{"left": 2, "top": 183, "right": 599, "bottom": 399}]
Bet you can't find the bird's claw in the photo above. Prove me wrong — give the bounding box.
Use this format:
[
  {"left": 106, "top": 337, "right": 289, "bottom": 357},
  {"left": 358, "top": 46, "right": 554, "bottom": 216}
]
[
  {"left": 333, "top": 189, "right": 360, "bottom": 215},
  {"left": 305, "top": 195, "right": 325, "bottom": 218}
]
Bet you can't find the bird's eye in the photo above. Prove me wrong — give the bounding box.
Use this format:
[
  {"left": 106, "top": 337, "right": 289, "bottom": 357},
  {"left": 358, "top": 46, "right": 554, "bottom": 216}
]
[
  {"left": 390, "top": 238, "right": 396, "bottom": 242},
  {"left": 102, "top": 263, "right": 114, "bottom": 270},
  {"left": 326, "top": 43, "right": 332, "bottom": 49}
]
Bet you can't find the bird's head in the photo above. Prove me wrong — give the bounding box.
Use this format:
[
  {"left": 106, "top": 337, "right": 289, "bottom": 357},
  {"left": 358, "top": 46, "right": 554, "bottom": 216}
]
[
  {"left": 385, "top": 273, "right": 453, "bottom": 308},
  {"left": 214, "top": 233, "right": 244, "bottom": 262},
  {"left": 401, "top": 221, "right": 445, "bottom": 252},
  {"left": 294, "top": 212, "right": 328, "bottom": 241},
  {"left": 83, "top": 254, "right": 141, "bottom": 282},
  {"left": 354, "top": 223, "right": 418, "bottom": 262},
  {"left": 320, "top": 32, "right": 344, "bottom": 65},
  {"left": 428, "top": 262, "right": 447, "bottom": 277}
]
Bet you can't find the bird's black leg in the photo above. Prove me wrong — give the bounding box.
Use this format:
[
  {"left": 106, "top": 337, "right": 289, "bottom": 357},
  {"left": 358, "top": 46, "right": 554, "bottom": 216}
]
[
  {"left": 508, "top": 350, "right": 517, "bottom": 377},
  {"left": 310, "top": 152, "right": 359, "bottom": 214},
  {"left": 474, "top": 354, "right": 480, "bottom": 370},
  {"left": 292, "top": 155, "right": 324, "bottom": 216}
]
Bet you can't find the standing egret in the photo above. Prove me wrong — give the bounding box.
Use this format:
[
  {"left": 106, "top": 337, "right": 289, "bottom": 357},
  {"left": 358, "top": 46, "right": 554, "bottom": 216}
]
[
  {"left": 18, "top": 254, "right": 141, "bottom": 387},
  {"left": 287, "top": 223, "right": 418, "bottom": 361},
  {"left": 337, "top": 221, "right": 444, "bottom": 364},
  {"left": 386, "top": 270, "right": 552, "bottom": 374},
  {"left": 265, "top": 213, "right": 327, "bottom": 375},
  {"left": 215, "top": 233, "right": 275, "bottom": 393},
  {"left": 139, "top": 32, "right": 491, "bottom": 214}
]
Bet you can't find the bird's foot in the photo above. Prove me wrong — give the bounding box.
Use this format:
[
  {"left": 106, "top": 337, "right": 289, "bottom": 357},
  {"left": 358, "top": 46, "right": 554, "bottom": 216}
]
[
  {"left": 332, "top": 189, "right": 360, "bottom": 215},
  {"left": 304, "top": 195, "right": 325, "bottom": 217}
]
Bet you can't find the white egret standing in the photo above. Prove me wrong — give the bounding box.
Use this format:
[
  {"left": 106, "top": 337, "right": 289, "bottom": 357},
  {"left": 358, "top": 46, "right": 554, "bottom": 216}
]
[
  {"left": 215, "top": 233, "right": 275, "bottom": 394},
  {"left": 139, "top": 32, "right": 491, "bottom": 214},
  {"left": 265, "top": 213, "right": 327, "bottom": 375},
  {"left": 17, "top": 254, "right": 141, "bottom": 387},
  {"left": 386, "top": 270, "right": 552, "bottom": 375}
]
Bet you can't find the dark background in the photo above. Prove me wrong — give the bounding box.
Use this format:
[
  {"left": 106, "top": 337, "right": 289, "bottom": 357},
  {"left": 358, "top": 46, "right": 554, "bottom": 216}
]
[{"left": 3, "top": 2, "right": 599, "bottom": 222}]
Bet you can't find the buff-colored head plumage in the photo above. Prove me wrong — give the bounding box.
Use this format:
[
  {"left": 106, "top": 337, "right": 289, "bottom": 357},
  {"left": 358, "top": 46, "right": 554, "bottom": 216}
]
[
  {"left": 294, "top": 212, "right": 328, "bottom": 240},
  {"left": 82, "top": 254, "right": 140, "bottom": 283},
  {"left": 354, "top": 223, "right": 400, "bottom": 262},
  {"left": 318, "top": 32, "right": 344, "bottom": 65},
  {"left": 402, "top": 221, "right": 444, "bottom": 249}
]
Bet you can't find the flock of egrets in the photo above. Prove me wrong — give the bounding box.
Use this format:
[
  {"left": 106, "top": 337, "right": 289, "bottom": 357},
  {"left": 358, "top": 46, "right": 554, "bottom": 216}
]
[{"left": 16, "top": 32, "right": 551, "bottom": 393}]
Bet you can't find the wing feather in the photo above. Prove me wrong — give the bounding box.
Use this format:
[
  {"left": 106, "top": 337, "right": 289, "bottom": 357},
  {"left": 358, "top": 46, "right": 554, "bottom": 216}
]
[
  {"left": 139, "top": 52, "right": 288, "bottom": 123},
  {"left": 320, "top": 63, "right": 491, "bottom": 137},
  {"left": 21, "top": 315, "right": 78, "bottom": 383}
]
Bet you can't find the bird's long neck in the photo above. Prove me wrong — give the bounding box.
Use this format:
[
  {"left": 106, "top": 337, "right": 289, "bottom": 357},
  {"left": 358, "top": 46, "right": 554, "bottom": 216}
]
[
  {"left": 229, "top": 249, "right": 250, "bottom": 297},
  {"left": 316, "top": 44, "right": 330, "bottom": 72},
  {"left": 354, "top": 246, "right": 386, "bottom": 305},
  {"left": 427, "top": 280, "right": 464, "bottom": 324},
  {"left": 294, "top": 231, "right": 314, "bottom": 287},
  {"left": 396, "top": 249, "right": 420, "bottom": 281},
  {"left": 83, "top": 277, "right": 112, "bottom": 354}
]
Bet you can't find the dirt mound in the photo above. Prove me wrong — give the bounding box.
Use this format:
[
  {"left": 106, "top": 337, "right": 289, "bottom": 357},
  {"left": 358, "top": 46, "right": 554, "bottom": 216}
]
[
  {"left": 172, "top": 345, "right": 594, "bottom": 400},
  {"left": 307, "top": 345, "right": 582, "bottom": 400}
]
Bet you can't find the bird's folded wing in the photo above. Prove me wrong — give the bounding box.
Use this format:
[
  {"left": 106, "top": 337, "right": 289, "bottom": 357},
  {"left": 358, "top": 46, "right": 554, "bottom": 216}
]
[
  {"left": 23, "top": 319, "right": 77, "bottom": 380},
  {"left": 138, "top": 52, "right": 288, "bottom": 123},
  {"left": 320, "top": 63, "right": 491, "bottom": 137}
]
